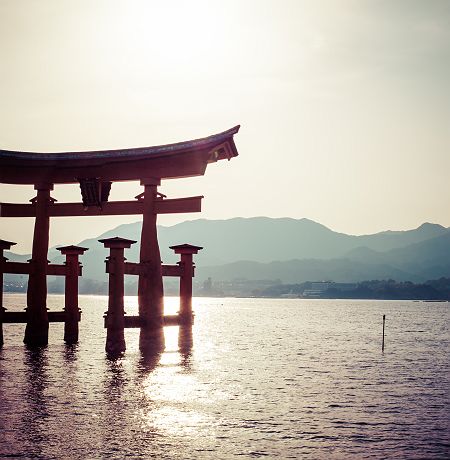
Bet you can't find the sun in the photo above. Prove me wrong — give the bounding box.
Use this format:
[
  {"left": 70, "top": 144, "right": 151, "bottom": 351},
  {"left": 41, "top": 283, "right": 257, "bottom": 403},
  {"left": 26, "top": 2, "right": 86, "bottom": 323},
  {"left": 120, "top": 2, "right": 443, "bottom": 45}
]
[{"left": 115, "top": 1, "right": 230, "bottom": 76}]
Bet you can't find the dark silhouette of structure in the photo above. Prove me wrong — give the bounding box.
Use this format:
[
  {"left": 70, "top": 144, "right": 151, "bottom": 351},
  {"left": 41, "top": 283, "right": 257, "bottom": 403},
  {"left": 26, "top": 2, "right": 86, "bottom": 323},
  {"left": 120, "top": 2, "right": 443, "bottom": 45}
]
[
  {"left": 0, "top": 239, "right": 87, "bottom": 347},
  {"left": 0, "top": 126, "right": 240, "bottom": 348},
  {"left": 100, "top": 238, "right": 202, "bottom": 353}
]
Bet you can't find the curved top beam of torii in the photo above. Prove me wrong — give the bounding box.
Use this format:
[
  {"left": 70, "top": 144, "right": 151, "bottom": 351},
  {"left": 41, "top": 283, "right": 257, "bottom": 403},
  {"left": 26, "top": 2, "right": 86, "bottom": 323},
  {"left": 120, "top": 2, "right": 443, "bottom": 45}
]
[{"left": 0, "top": 125, "right": 240, "bottom": 185}]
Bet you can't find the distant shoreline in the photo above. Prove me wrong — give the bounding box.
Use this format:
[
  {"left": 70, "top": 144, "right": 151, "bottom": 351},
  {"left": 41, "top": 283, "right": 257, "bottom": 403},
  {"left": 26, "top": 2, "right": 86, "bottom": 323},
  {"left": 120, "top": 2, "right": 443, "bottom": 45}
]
[{"left": 3, "top": 291, "right": 449, "bottom": 303}]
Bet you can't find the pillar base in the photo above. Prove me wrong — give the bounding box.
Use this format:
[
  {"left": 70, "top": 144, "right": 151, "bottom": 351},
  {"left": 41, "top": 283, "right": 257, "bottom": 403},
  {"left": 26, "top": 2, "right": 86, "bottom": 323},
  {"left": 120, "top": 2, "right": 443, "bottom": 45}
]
[
  {"left": 178, "top": 324, "right": 193, "bottom": 350},
  {"left": 139, "top": 327, "right": 165, "bottom": 353},
  {"left": 105, "top": 313, "right": 126, "bottom": 355},
  {"left": 105, "top": 333, "right": 126, "bottom": 355},
  {"left": 64, "top": 309, "right": 81, "bottom": 344},
  {"left": 64, "top": 330, "right": 79, "bottom": 344},
  {"left": 24, "top": 325, "right": 49, "bottom": 347}
]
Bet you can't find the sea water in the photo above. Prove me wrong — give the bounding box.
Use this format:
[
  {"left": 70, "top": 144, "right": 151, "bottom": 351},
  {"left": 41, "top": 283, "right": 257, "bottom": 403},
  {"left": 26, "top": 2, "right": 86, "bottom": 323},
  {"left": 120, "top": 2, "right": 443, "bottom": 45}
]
[{"left": 0, "top": 295, "right": 449, "bottom": 459}]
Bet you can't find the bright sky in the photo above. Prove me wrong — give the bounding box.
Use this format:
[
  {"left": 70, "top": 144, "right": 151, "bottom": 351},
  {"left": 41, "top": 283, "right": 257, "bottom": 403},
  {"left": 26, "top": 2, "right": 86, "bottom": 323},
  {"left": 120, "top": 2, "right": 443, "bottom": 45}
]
[{"left": 1, "top": 0, "right": 449, "bottom": 253}]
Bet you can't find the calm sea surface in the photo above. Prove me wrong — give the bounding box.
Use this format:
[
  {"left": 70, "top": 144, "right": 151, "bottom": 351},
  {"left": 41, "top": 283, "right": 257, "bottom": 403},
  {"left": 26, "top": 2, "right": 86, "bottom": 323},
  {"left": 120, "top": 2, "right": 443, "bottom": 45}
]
[{"left": 0, "top": 294, "right": 449, "bottom": 459}]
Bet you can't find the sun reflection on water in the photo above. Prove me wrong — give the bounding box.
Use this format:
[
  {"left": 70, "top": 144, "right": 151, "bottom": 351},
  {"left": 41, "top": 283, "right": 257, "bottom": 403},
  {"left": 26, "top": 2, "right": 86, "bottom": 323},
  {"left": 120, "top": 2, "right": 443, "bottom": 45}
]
[
  {"left": 163, "top": 323, "right": 180, "bottom": 350},
  {"left": 138, "top": 406, "right": 217, "bottom": 438},
  {"left": 137, "top": 318, "right": 221, "bottom": 440},
  {"left": 124, "top": 295, "right": 181, "bottom": 316}
]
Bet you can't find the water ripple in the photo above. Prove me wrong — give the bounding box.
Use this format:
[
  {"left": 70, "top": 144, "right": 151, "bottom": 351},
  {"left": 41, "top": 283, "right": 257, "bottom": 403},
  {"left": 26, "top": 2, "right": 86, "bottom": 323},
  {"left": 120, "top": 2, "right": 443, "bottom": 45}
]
[{"left": 0, "top": 295, "right": 449, "bottom": 459}]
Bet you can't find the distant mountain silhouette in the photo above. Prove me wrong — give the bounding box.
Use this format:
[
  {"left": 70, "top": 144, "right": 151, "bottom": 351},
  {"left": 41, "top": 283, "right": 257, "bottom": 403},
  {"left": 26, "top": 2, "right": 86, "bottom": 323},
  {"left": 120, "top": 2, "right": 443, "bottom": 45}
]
[
  {"left": 355, "top": 222, "right": 448, "bottom": 251},
  {"left": 196, "top": 258, "right": 417, "bottom": 284},
  {"left": 5, "top": 217, "right": 450, "bottom": 283},
  {"left": 345, "top": 232, "right": 450, "bottom": 281}
]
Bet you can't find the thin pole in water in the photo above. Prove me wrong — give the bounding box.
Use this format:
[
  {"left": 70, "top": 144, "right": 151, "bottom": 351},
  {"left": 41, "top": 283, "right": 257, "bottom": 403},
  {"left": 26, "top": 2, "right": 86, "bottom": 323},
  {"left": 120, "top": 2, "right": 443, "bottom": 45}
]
[{"left": 382, "top": 314, "right": 386, "bottom": 352}]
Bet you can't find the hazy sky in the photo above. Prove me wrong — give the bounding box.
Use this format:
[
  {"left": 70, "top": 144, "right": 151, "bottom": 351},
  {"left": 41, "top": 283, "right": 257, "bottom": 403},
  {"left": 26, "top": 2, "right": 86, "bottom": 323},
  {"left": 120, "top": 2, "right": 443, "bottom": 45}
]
[{"left": 1, "top": 0, "right": 449, "bottom": 253}]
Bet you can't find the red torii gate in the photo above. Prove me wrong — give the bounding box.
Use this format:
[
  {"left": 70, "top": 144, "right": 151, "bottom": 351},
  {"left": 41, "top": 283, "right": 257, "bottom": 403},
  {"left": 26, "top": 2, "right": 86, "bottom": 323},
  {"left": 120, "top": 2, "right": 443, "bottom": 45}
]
[{"left": 0, "top": 126, "right": 240, "bottom": 347}]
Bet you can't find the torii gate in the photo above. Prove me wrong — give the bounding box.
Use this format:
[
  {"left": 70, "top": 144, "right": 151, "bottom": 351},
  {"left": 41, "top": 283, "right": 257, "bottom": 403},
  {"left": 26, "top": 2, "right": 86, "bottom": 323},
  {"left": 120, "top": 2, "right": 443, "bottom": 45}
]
[{"left": 0, "top": 126, "right": 240, "bottom": 347}]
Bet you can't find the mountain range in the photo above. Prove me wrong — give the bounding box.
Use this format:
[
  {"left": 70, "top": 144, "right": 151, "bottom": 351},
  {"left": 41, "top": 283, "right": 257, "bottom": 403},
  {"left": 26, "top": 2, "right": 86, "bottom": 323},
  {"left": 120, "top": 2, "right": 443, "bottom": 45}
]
[{"left": 5, "top": 217, "right": 450, "bottom": 285}]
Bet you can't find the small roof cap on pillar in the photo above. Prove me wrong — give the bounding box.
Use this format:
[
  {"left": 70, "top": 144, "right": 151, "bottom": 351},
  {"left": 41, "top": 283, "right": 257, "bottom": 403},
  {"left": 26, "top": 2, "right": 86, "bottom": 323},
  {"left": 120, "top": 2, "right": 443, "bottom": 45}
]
[
  {"left": 0, "top": 239, "right": 16, "bottom": 250},
  {"left": 169, "top": 243, "right": 203, "bottom": 254},
  {"left": 99, "top": 236, "right": 137, "bottom": 249},
  {"left": 56, "top": 245, "right": 89, "bottom": 255}
]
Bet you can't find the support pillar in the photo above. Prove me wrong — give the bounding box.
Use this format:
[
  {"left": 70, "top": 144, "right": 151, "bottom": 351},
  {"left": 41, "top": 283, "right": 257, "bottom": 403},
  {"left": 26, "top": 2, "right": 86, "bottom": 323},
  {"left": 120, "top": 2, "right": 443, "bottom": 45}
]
[
  {"left": 138, "top": 178, "right": 164, "bottom": 330},
  {"left": 24, "top": 183, "right": 53, "bottom": 346},
  {"left": 57, "top": 245, "right": 88, "bottom": 344},
  {"left": 170, "top": 244, "right": 203, "bottom": 325},
  {"left": 100, "top": 237, "right": 136, "bottom": 354},
  {"left": 0, "top": 239, "right": 17, "bottom": 348}
]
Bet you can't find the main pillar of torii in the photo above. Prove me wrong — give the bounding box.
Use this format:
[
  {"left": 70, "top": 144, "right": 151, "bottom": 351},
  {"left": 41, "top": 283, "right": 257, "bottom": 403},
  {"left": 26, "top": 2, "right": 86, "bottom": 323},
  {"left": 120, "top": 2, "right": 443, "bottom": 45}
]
[
  {"left": 138, "top": 178, "right": 164, "bottom": 330},
  {"left": 24, "top": 183, "right": 54, "bottom": 345},
  {"left": 0, "top": 126, "right": 240, "bottom": 346}
]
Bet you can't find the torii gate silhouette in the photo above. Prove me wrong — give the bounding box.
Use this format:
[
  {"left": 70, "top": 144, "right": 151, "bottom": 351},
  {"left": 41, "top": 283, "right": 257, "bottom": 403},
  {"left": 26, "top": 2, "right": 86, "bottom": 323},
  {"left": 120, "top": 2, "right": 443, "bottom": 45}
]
[{"left": 0, "top": 126, "right": 240, "bottom": 349}]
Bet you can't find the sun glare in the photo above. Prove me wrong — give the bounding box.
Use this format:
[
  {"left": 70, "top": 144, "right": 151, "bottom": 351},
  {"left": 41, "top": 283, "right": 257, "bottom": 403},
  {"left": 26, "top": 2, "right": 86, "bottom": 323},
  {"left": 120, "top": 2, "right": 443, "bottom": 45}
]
[{"left": 120, "top": 1, "right": 230, "bottom": 77}]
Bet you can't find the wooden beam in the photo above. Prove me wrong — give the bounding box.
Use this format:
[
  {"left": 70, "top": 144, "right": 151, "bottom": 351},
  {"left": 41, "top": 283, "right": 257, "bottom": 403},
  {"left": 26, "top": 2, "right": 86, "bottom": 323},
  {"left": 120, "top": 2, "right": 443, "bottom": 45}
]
[
  {"left": 123, "top": 262, "right": 144, "bottom": 276},
  {"left": 0, "top": 126, "right": 240, "bottom": 185},
  {"left": 162, "top": 264, "right": 183, "bottom": 277},
  {"left": 0, "top": 262, "right": 81, "bottom": 276},
  {"left": 46, "top": 264, "right": 66, "bottom": 276},
  {"left": 2, "top": 261, "right": 32, "bottom": 274},
  {"left": 0, "top": 148, "right": 213, "bottom": 184},
  {"left": 2, "top": 311, "right": 75, "bottom": 323},
  {"left": 0, "top": 196, "right": 203, "bottom": 218},
  {"left": 51, "top": 201, "right": 143, "bottom": 217},
  {"left": 0, "top": 203, "right": 36, "bottom": 217},
  {"left": 154, "top": 196, "right": 203, "bottom": 214},
  {"left": 122, "top": 315, "right": 143, "bottom": 328},
  {"left": 122, "top": 263, "right": 183, "bottom": 277},
  {"left": 46, "top": 264, "right": 82, "bottom": 276}
]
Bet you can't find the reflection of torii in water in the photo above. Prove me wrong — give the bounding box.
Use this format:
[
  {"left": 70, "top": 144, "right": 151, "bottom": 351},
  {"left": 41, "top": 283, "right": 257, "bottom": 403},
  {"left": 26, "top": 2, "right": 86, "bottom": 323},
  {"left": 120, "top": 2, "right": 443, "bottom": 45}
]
[{"left": 0, "top": 126, "right": 240, "bottom": 348}]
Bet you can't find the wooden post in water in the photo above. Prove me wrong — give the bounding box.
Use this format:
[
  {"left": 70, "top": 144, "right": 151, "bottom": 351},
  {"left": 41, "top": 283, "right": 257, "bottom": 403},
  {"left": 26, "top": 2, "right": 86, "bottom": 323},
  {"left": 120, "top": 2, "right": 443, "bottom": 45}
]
[
  {"left": 57, "top": 245, "right": 88, "bottom": 344},
  {"left": 138, "top": 178, "right": 164, "bottom": 330},
  {"left": 170, "top": 244, "right": 203, "bottom": 325},
  {"left": 24, "top": 183, "right": 54, "bottom": 346},
  {"left": 100, "top": 237, "right": 136, "bottom": 354},
  {"left": 382, "top": 314, "right": 386, "bottom": 352},
  {"left": 0, "top": 239, "right": 17, "bottom": 348}
]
